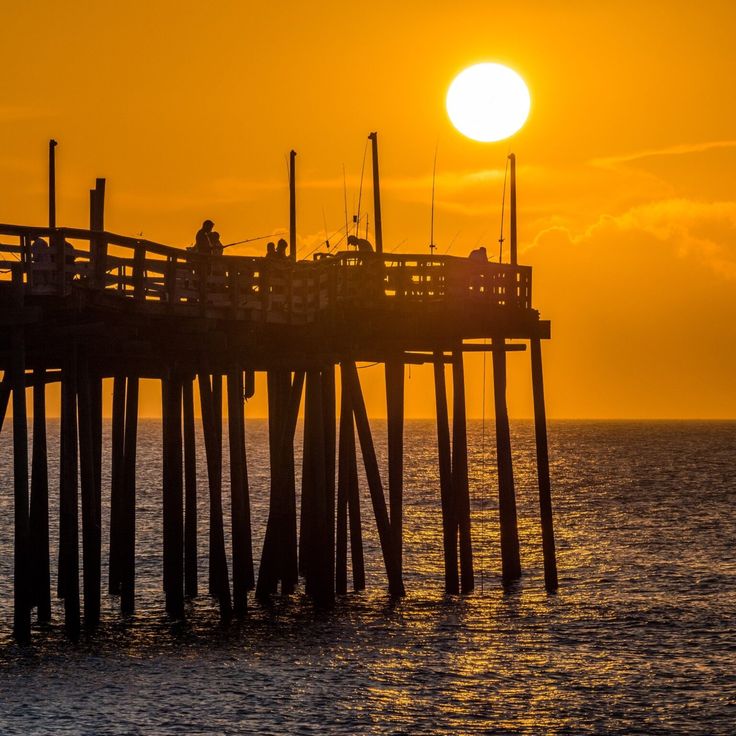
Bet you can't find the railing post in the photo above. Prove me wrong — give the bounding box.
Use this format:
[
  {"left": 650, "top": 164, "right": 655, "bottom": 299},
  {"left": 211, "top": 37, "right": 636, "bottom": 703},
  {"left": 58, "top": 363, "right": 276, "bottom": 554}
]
[
  {"left": 91, "top": 178, "right": 107, "bottom": 290},
  {"left": 133, "top": 246, "right": 146, "bottom": 300}
]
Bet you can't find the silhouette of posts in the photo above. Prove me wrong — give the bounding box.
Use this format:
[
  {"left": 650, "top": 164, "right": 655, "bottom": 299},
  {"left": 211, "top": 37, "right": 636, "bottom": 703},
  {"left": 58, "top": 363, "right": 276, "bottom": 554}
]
[
  {"left": 121, "top": 375, "right": 139, "bottom": 614},
  {"left": 289, "top": 150, "right": 297, "bottom": 261},
  {"left": 300, "top": 368, "right": 334, "bottom": 605},
  {"left": 258, "top": 370, "right": 303, "bottom": 599},
  {"left": 531, "top": 337, "right": 558, "bottom": 591},
  {"left": 11, "top": 327, "right": 31, "bottom": 643},
  {"left": 162, "top": 374, "right": 185, "bottom": 619},
  {"left": 198, "top": 366, "right": 232, "bottom": 618},
  {"left": 433, "top": 354, "right": 459, "bottom": 594},
  {"left": 109, "top": 376, "right": 125, "bottom": 595},
  {"left": 59, "top": 347, "right": 80, "bottom": 639},
  {"left": 336, "top": 366, "right": 366, "bottom": 594},
  {"left": 343, "top": 360, "right": 404, "bottom": 597},
  {"left": 78, "top": 353, "right": 101, "bottom": 628},
  {"left": 385, "top": 358, "right": 404, "bottom": 581},
  {"left": 451, "top": 350, "right": 474, "bottom": 593},
  {"left": 227, "top": 369, "right": 253, "bottom": 614},
  {"left": 369, "top": 132, "right": 383, "bottom": 253},
  {"left": 29, "top": 367, "right": 51, "bottom": 623},
  {"left": 182, "top": 377, "right": 198, "bottom": 598},
  {"left": 492, "top": 339, "right": 522, "bottom": 583}
]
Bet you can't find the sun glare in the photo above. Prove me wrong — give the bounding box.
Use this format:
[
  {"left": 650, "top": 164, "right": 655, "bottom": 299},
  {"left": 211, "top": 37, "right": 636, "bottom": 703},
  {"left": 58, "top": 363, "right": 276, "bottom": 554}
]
[{"left": 446, "top": 63, "right": 530, "bottom": 142}]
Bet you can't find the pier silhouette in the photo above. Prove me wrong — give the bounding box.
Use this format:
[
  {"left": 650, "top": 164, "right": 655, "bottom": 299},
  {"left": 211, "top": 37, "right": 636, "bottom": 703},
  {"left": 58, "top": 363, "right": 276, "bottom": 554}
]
[{"left": 0, "top": 142, "right": 557, "bottom": 644}]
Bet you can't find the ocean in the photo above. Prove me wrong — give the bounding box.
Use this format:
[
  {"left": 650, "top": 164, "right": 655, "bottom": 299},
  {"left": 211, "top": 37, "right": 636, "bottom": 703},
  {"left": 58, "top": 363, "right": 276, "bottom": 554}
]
[{"left": 0, "top": 420, "right": 734, "bottom": 735}]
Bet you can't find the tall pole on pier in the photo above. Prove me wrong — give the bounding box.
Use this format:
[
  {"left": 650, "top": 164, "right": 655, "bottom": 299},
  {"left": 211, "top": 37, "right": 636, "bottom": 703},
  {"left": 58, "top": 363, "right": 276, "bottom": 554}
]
[
  {"left": 509, "top": 153, "right": 517, "bottom": 266},
  {"left": 48, "top": 139, "right": 57, "bottom": 228},
  {"left": 289, "top": 150, "right": 297, "bottom": 261},
  {"left": 369, "top": 132, "right": 383, "bottom": 253}
]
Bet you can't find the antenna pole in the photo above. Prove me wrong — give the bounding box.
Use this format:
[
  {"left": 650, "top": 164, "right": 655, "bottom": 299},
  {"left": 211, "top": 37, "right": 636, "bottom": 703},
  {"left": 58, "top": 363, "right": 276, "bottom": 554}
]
[
  {"left": 49, "top": 139, "right": 58, "bottom": 228},
  {"left": 430, "top": 145, "right": 438, "bottom": 255},
  {"left": 368, "top": 132, "right": 383, "bottom": 253},
  {"left": 289, "top": 150, "right": 297, "bottom": 261},
  {"left": 509, "top": 153, "right": 517, "bottom": 266}
]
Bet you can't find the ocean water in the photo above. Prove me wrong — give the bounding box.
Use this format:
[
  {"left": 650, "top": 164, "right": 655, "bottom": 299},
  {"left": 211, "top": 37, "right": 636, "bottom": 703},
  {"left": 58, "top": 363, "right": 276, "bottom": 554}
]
[{"left": 0, "top": 419, "right": 734, "bottom": 735}]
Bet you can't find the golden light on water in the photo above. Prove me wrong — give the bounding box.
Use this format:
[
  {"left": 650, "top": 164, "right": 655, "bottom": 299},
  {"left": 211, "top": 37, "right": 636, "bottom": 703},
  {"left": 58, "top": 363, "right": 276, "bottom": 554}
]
[{"left": 446, "top": 63, "right": 531, "bottom": 142}]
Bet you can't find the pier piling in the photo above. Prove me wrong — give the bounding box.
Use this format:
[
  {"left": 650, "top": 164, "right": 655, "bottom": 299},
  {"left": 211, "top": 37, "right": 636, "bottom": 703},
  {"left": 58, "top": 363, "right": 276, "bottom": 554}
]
[
  {"left": 29, "top": 367, "right": 51, "bottom": 623},
  {"left": 530, "top": 337, "right": 558, "bottom": 592},
  {"left": 492, "top": 340, "right": 522, "bottom": 584}
]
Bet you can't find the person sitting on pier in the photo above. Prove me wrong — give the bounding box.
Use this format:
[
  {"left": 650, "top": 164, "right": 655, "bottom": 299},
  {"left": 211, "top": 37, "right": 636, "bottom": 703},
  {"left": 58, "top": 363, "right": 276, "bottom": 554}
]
[
  {"left": 265, "top": 241, "right": 277, "bottom": 258},
  {"left": 276, "top": 238, "right": 288, "bottom": 259},
  {"left": 209, "top": 231, "right": 224, "bottom": 256},
  {"left": 30, "top": 236, "right": 52, "bottom": 287},
  {"left": 347, "top": 234, "right": 374, "bottom": 253},
  {"left": 194, "top": 219, "right": 215, "bottom": 254}
]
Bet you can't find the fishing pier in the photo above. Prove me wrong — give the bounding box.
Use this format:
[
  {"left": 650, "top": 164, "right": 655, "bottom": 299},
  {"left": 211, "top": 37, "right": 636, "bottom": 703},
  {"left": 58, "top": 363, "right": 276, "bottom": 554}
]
[{"left": 0, "top": 144, "right": 557, "bottom": 643}]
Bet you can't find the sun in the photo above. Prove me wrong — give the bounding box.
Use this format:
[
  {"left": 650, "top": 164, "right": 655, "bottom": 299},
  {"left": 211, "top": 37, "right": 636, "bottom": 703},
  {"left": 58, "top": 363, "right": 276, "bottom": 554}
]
[{"left": 446, "top": 63, "right": 531, "bottom": 142}]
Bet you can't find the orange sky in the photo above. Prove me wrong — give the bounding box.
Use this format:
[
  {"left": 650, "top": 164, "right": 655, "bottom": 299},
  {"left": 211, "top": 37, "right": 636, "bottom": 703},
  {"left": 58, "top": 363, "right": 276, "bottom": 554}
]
[{"left": 2, "top": 1, "right": 735, "bottom": 418}]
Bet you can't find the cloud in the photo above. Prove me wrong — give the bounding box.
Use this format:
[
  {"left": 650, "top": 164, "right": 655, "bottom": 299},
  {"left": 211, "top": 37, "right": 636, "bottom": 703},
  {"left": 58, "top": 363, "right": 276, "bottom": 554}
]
[
  {"left": 529, "top": 198, "right": 736, "bottom": 280},
  {"left": 590, "top": 140, "right": 736, "bottom": 170}
]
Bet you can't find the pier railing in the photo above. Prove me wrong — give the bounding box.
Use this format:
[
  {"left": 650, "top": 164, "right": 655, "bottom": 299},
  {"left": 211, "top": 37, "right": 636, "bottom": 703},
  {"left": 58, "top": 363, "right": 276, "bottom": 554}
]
[{"left": 0, "top": 225, "right": 532, "bottom": 318}]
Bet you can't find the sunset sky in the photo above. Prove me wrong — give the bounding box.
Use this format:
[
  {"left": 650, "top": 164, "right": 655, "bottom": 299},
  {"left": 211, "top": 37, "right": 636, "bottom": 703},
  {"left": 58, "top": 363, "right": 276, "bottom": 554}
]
[{"left": 2, "top": 1, "right": 735, "bottom": 418}]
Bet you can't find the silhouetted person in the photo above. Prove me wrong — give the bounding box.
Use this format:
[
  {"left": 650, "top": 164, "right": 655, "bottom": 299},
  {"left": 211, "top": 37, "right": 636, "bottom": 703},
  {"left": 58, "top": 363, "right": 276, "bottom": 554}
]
[
  {"left": 195, "top": 219, "right": 215, "bottom": 254},
  {"left": 210, "top": 231, "right": 224, "bottom": 256},
  {"left": 31, "top": 236, "right": 51, "bottom": 286},
  {"left": 265, "top": 242, "right": 276, "bottom": 258},
  {"left": 469, "top": 246, "right": 488, "bottom": 262},
  {"left": 347, "top": 234, "right": 374, "bottom": 253},
  {"left": 276, "top": 238, "right": 288, "bottom": 258}
]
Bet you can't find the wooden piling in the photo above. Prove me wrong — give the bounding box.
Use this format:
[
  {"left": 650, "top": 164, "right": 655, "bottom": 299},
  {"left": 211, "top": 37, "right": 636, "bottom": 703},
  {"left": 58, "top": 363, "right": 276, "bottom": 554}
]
[
  {"left": 433, "top": 354, "right": 459, "bottom": 594},
  {"left": 78, "top": 354, "right": 101, "bottom": 628},
  {"left": 198, "top": 367, "right": 232, "bottom": 618},
  {"left": 337, "top": 366, "right": 365, "bottom": 593},
  {"left": 530, "top": 337, "right": 558, "bottom": 592},
  {"left": 11, "top": 329, "right": 31, "bottom": 642},
  {"left": 282, "top": 371, "right": 303, "bottom": 592},
  {"left": 182, "top": 377, "right": 198, "bottom": 598},
  {"left": 451, "top": 350, "right": 474, "bottom": 593},
  {"left": 343, "top": 361, "right": 404, "bottom": 597},
  {"left": 227, "top": 369, "right": 251, "bottom": 614},
  {"left": 59, "top": 348, "right": 80, "bottom": 639},
  {"left": 108, "top": 375, "right": 126, "bottom": 595},
  {"left": 258, "top": 370, "right": 290, "bottom": 599},
  {"left": 29, "top": 367, "right": 51, "bottom": 623},
  {"left": 492, "top": 340, "right": 521, "bottom": 583},
  {"left": 321, "top": 366, "right": 337, "bottom": 603},
  {"left": 120, "top": 375, "right": 139, "bottom": 614},
  {"left": 162, "top": 375, "right": 185, "bottom": 619},
  {"left": 385, "top": 359, "right": 404, "bottom": 581}
]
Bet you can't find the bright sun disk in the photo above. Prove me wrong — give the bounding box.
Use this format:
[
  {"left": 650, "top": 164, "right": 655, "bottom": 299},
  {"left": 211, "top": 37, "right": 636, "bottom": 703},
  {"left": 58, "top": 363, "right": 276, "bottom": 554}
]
[{"left": 446, "top": 63, "right": 530, "bottom": 142}]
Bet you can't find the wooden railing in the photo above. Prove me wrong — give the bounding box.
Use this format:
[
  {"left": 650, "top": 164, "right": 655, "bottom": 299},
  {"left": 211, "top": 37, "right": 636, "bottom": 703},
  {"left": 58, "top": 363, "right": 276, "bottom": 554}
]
[{"left": 0, "top": 224, "right": 532, "bottom": 319}]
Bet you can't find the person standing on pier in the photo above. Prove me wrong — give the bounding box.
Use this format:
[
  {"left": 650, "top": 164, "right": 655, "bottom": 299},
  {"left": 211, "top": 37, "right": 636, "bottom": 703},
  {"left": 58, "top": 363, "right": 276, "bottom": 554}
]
[{"left": 194, "top": 219, "right": 215, "bottom": 254}]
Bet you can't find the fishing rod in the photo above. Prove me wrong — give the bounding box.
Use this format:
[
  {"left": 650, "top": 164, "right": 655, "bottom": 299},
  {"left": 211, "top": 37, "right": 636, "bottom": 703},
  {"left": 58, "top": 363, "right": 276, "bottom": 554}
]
[{"left": 221, "top": 234, "right": 274, "bottom": 249}]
